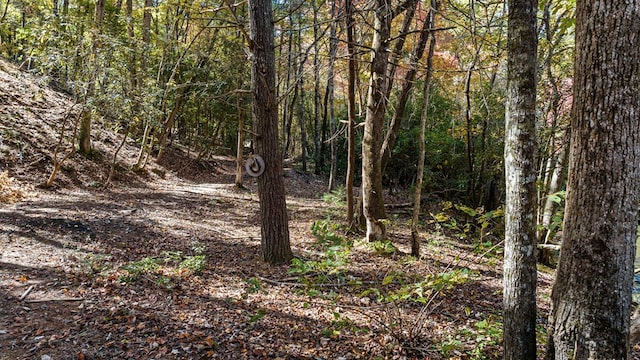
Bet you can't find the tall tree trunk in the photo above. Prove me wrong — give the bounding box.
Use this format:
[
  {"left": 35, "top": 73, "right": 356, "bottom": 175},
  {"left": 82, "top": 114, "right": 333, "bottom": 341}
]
[
  {"left": 235, "top": 86, "right": 245, "bottom": 188},
  {"left": 297, "top": 73, "right": 308, "bottom": 172},
  {"left": 362, "top": 0, "right": 393, "bottom": 241},
  {"left": 411, "top": 0, "right": 437, "bottom": 258},
  {"left": 248, "top": 0, "right": 293, "bottom": 265},
  {"left": 281, "top": 12, "right": 296, "bottom": 159},
  {"left": 546, "top": 1, "right": 640, "bottom": 358},
  {"left": 345, "top": 0, "right": 357, "bottom": 226},
  {"left": 539, "top": 133, "right": 568, "bottom": 244},
  {"left": 134, "top": 0, "right": 153, "bottom": 168},
  {"left": 325, "top": 1, "right": 339, "bottom": 191},
  {"left": 381, "top": 4, "right": 436, "bottom": 173},
  {"left": 503, "top": 0, "right": 538, "bottom": 358},
  {"left": 313, "top": 0, "right": 323, "bottom": 175},
  {"left": 362, "top": 0, "right": 417, "bottom": 241},
  {"left": 125, "top": 0, "right": 137, "bottom": 92},
  {"left": 78, "top": 0, "right": 106, "bottom": 154},
  {"left": 383, "top": 0, "right": 417, "bottom": 101}
]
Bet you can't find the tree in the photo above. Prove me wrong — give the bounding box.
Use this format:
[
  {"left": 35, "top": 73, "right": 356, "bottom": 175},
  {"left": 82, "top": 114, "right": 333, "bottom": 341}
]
[
  {"left": 361, "top": 0, "right": 417, "bottom": 241},
  {"left": 77, "top": 0, "right": 106, "bottom": 154},
  {"left": 546, "top": 1, "right": 640, "bottom": 358},
  {"left": 344, "top": 0, "right": 357, "bottom": 226},
  {"left": 248, "top": 0, "right": 293, "bottom": 264},
  {"left": 502, "top": 0, "right": 538, "bottom": 357},
  {"left": 411, "top": 0, "right": 438, "bottom": 257}
]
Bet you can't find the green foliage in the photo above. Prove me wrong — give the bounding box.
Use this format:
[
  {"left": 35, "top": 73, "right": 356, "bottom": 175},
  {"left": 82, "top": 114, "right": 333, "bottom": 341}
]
[
  {"left": 289, "top": 246, "right": 351, "bottom": 276},
  {"left": 322, "top": 187, "right": 346, "bottom": 207},
  {"left": 118, "top": 247, "right": 207, "bottom": 285},
  {"left": 369, "top": 240, "right": 397, "bottom": 256},
  {"left": 179, "top": 255, "right": 206, "bottom": 275},
  {"left": 311, "top": 219, "right": 350, "bottom": 247},
  {"left": 321, "top": 312, "right": 368, "bottom": 338},
  {"left": 431, "top": 202, "right": 504, "bottom": 244},
  {"left": 289, "top": 219, "right": 355, "bottom": 295},
  {"left": 119, "top": 256, "right": 160, "bottom": 283},
  {"left": 547, "top": 190, "right": 566, "bottom": 234},
  {"left": 81, "top": 253, "right": 110, "bottom": 275},
  {"left": 247, "top": 309, "right": 266, "bottom": 323},
  {"left": 438, "top": 316, "right": 503, "bottom": 359},
  {"left": 243, "top": 277, "right": 264, "bottom": 296},
  {"left": 361, "top": 268, "right": 473, "bottom": 304}
]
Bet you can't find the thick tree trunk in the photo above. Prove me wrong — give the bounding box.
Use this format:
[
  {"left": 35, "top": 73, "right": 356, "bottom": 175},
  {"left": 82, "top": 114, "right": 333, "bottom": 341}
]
[
  {"left": 362, "top": 0, "right": 393, "bottom": 242},
  {"left": 361, "top": 0, "right": 417, "bottom": 241},
  {"left": 503, "top": 0, "right": 538, "bottom": 358},
  {"left": 248, "top": 0, "right": 293, "bottom": 265},
  {"left": 546, "top": 2, "right": 640, "bottom": 359}
]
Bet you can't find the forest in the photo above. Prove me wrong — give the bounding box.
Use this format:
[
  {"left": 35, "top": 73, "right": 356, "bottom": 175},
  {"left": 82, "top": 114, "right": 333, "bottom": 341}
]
[{"left": 0, "top": 0, "right": 639, "bottom": 359}]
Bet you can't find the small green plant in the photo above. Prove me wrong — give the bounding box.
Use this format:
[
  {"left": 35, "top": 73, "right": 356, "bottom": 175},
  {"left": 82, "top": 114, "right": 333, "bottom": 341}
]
[
  {"left": 370, "top": 240, "right": 397, "bottom": 256},
  {"left": 81, "top": 254, "right": 109, "bottom": 275},
  {"left": 179, "top": 255, "right": 206, "bottom": 274},
  {"left": 243, "top": 277, "right": 264, "bottom": 297},
  {"left": 431, "top": 202, "right": 504, "bottom": 242},
  {"left": 322, "top": 312, "right": 368, "bottom": 338},
  {"left": 439, "top": 336, "right": 463, "bottom": 358},
  {"left": 468, "top": 317, "right": 503, "bottom": 359},
  {"left": 311, "top": 219, "right": 350, "bottom": 248},
  {"left": 546, "top": 190, "right": 566, "bottom": 237},
  {"left": 119, "top": 257, "right": 160, "bottom": 282},
  {"left": 289, "top": 246, "right": 351, "bottom": 276},
  {"left": 247, "top": 309, "right": 266, "bottom": 323},
  {"left": 154, "top": 275, "right": 174, "bottom": 289},
  {"left": 322, "top": 186, "right": 346, "bottom": 206}
]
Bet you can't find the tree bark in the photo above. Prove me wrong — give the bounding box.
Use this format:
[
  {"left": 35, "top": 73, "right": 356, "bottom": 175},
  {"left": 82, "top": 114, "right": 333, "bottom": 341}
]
[
  {"left": 78, "top": 0, "right": 106, "bottom": 154},
  {"left": 362, "top": 0, "right": 393, "bottom": 241},
  {"left": 362, "top": 0, "right": 417, "bottom": 241},
  {"left": 345, "top": 0, "right": 357, "bottom": 226},
  {"left": 503, "top": 0, "right": 538, "bottom": 358},
  {"left": 411, "top": 0, "right": 438, "bottom": 258},
  {"left": 235, "top": 84, "right": 245, "bottom": 188},
  {"left": 381, "top": 3, "right": 436, "bottom": 173},
  {"left": 325, "top": 1, "right": 339, "bottom": 191},
  {"left": 313, "top": 0, "right": 323, "bottom": 175},
  {"left": 546, "top": 1, "right": 640, "bottom": 358},
  {"left": 248, "top": 0, "right": 293, "bottom": 265}
]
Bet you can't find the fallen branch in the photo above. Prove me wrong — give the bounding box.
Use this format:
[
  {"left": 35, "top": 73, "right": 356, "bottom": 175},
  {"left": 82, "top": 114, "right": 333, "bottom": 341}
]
[
  {"left": 25, "top": 297, "right": 83, "bottom": 303},
  {"left": 19, "top": 285, "right": 34, "bottom": 301}
]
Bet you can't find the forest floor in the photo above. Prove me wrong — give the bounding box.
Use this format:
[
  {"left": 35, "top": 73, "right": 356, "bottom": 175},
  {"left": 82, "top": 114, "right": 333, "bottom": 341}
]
[{"left": 0, "top": 59, "right": 631, "bottom": 360}]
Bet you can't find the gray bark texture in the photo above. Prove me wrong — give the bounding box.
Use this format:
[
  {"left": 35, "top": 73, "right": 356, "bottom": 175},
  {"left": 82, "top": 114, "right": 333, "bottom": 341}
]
[
  {"left": 248, "top": 0, "right": 293, "bottom": 265},
  {"left": 362, "top": 0, "right": 393, "bottom": 241},
  {"left": 503, "top": 0, "right": 538, "bottom": 358},
  {"left": 546, "top": 1, "right": 640, "bottom": 359}
]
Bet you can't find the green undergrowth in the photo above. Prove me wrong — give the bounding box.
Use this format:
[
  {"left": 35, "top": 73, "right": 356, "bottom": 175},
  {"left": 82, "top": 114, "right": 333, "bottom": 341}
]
[
  {"left": 117, "top": 243, "right": 207, "bottom": 288},
  {"left": 292, "top": 192, "right": 522, "bottom": 358}
]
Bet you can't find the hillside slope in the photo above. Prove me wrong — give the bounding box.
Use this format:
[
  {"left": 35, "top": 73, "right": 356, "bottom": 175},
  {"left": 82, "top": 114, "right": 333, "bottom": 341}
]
[{"left": 0, "top": 58, "right": 232, "bottom": 191}]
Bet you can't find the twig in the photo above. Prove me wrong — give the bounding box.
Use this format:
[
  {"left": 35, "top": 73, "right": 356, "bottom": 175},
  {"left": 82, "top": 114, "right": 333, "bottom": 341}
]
[
  {"left": 25, "top": 297, "right": 83, "bottom": 303},
  {"left": 19, "top": 285, "right": 34, "bottom": 301}
]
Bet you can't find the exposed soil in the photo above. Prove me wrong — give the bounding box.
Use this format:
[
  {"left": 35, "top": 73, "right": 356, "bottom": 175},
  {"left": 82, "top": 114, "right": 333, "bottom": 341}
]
[{"left": 0, "top": 58, "right": 610, "bottom": 360}]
